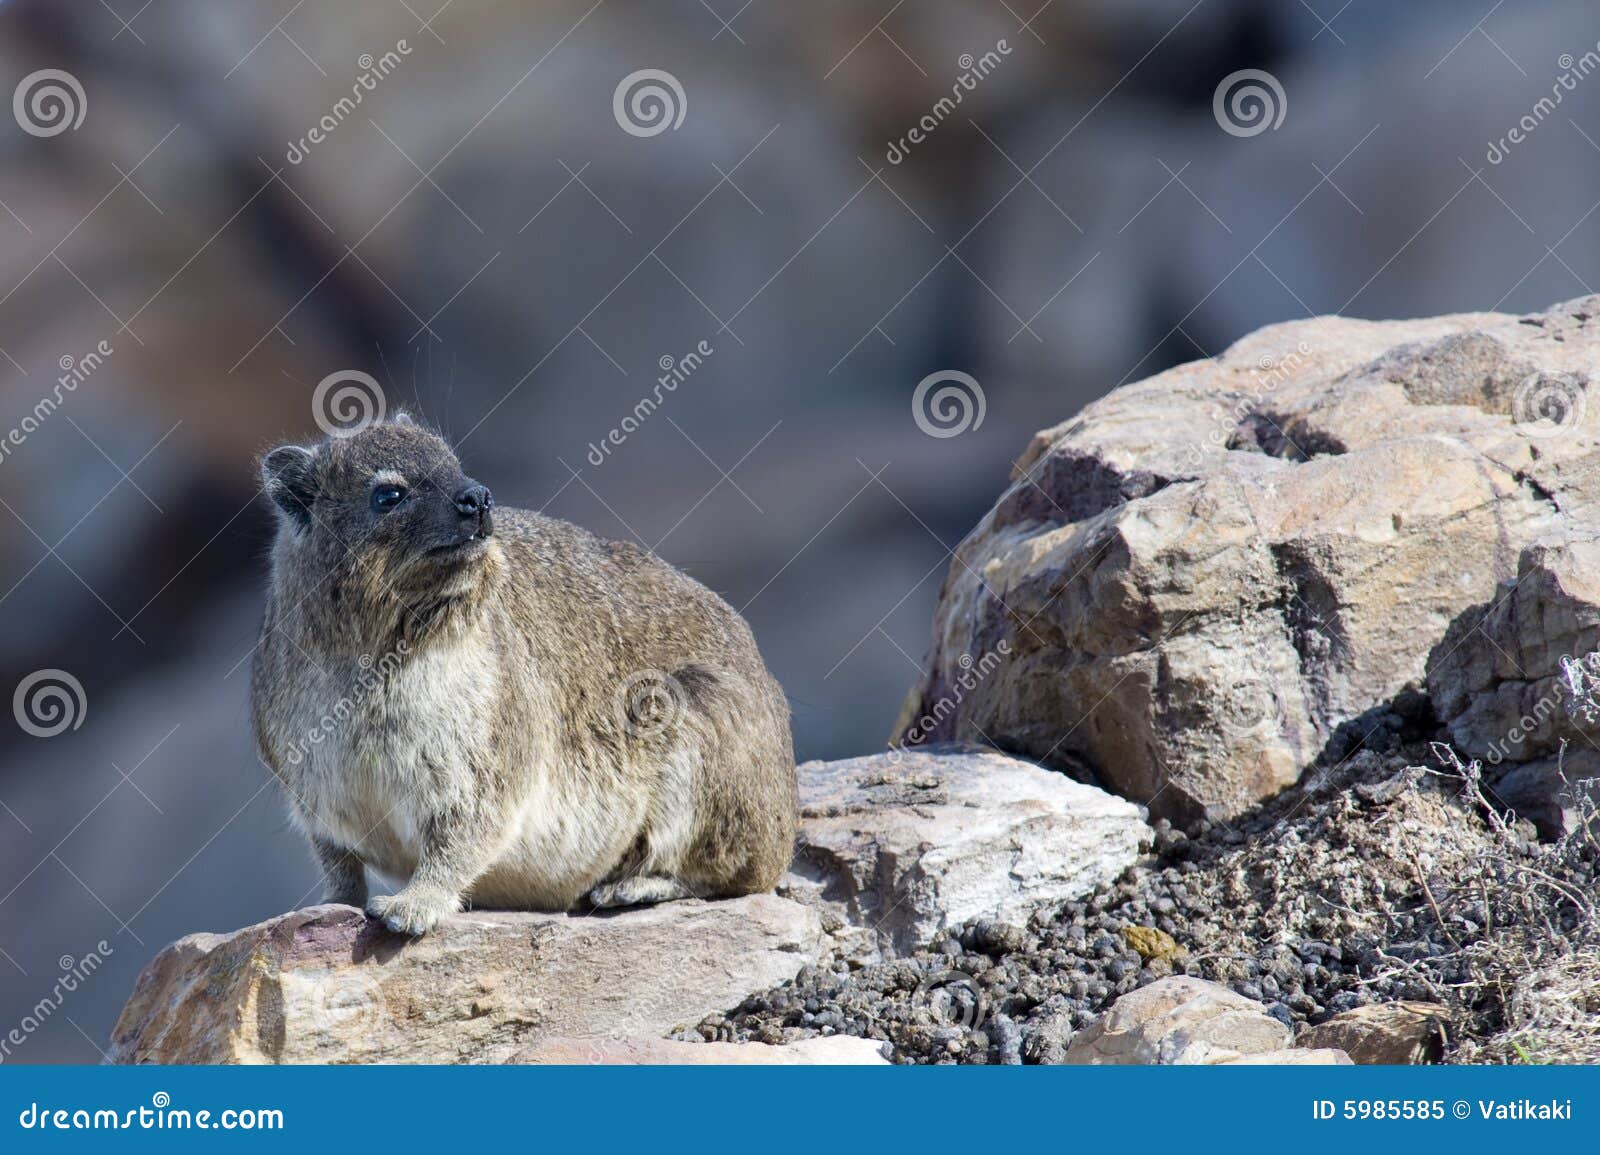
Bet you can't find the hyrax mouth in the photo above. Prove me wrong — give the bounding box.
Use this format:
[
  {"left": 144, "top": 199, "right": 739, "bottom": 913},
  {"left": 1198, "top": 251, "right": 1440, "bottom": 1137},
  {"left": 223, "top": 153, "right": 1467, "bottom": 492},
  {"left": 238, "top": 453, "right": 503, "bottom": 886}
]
[{"left": 427, "top": 534, "right": 490, "bottom": 558}]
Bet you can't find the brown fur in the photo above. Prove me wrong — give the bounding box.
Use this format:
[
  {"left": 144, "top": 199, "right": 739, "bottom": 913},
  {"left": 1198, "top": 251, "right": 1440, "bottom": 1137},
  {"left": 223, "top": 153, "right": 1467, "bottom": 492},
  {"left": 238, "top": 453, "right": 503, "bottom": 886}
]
[{"left": 249, "top": 417, "right": 796, "bottom": 934}]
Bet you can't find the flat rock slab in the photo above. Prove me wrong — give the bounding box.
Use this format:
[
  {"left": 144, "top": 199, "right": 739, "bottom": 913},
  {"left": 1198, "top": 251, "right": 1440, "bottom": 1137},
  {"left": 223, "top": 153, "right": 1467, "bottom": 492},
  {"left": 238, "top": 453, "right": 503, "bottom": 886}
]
[
  {"left": 781, "top": 746, "right": 1149, "bottom": 960},
  {"left": 511, "top": 1036, "right": 888, "bottom": 1064},
  {"left": 108, "top": 896, "right": 822, "bottom": 1064}
]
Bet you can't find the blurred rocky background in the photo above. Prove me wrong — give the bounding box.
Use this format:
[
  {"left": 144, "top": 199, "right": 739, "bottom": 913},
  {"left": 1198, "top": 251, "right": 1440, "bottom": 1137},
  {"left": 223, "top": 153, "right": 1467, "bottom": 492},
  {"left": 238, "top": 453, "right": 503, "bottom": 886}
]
[{"left": 0, "top": 0, "right": 1597, "bottom": 1061}]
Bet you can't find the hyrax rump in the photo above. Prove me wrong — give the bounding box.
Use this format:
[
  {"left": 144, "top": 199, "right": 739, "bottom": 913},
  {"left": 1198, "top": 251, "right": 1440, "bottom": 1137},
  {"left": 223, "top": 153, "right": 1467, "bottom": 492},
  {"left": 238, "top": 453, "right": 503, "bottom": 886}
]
[{"left": 250, "top": 417, "right": 797, "bottom": 935}]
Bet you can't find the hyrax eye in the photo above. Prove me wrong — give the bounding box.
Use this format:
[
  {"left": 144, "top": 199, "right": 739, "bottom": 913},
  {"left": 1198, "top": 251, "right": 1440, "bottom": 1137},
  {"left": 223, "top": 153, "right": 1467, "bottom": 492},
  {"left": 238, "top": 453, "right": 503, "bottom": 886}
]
[{"left": 371, "top": 485, "right": 407, "bottom": 512}]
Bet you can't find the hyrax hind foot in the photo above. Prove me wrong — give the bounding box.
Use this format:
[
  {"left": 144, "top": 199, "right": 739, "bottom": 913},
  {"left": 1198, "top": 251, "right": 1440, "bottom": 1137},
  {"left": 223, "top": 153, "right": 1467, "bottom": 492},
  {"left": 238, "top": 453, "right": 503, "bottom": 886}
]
[
  {"left": 587, "top": 876, "right": 694, "bottom": 909},
  {"left": 366, "top": 887, "right": 461, "bottom": 936}
]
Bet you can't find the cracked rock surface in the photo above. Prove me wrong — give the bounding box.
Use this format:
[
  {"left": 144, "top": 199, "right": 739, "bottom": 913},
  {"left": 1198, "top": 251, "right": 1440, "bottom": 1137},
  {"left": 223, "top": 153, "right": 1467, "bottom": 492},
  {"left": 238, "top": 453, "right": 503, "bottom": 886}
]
[
  {"left": 108, "top": 898, "right": 822, "bottom": 1064},
  {"left": 780, "top": 746, "right": 1150, "bottom": 961},
  {"left": 897, "top": 296, "right": 1600, "bottom": 821}
]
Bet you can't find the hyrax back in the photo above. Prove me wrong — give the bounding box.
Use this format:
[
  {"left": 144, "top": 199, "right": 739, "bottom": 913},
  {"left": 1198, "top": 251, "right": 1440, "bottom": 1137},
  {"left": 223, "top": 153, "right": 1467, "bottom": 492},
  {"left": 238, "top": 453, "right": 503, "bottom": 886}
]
[{"left": 250, "top": 417, "right": 796, "bottom": 934}]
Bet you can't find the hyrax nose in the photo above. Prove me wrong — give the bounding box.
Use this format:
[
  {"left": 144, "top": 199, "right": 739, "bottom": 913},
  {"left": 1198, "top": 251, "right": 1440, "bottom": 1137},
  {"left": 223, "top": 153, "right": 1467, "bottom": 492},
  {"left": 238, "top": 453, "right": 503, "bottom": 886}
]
[{"left": 455, "top": 483, "right": 493, "bottom": 528}]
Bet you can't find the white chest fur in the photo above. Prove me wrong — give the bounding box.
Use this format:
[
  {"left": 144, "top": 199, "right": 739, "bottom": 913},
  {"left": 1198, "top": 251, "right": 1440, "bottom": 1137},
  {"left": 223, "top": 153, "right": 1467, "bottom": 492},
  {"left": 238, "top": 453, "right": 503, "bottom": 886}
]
[{"left": 273, "top": 635, "right": 497, "bottom": 873}]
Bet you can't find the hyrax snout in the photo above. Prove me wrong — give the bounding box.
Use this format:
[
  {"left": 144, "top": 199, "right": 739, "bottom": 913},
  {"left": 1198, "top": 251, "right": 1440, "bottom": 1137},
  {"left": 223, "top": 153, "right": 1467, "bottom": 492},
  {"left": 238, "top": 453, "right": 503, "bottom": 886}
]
[{"left": 250, "top": 415, "right": 797, "bottom": 935}]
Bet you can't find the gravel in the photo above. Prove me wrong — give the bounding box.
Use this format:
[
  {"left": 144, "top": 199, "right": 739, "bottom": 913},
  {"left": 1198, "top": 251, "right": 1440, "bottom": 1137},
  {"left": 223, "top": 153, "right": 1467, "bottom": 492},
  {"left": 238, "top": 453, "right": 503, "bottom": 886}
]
[{"left": 693, "top": 743, "right": 1600, "bottom": 1063}]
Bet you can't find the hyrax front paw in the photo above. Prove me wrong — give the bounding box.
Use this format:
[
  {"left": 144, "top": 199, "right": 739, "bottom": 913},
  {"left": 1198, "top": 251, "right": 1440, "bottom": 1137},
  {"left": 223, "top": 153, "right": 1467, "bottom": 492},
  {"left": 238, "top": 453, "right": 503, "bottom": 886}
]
[{"left": 366, "top": 888, "right": 459, "bottom": 936}]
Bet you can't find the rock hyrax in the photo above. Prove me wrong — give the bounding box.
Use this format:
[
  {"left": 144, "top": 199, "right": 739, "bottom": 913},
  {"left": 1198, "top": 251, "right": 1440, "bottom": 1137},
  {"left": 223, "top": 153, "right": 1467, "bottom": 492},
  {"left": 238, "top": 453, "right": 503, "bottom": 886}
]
[{"left": 250, "top": 416, "right": 797, "bottom": 934}]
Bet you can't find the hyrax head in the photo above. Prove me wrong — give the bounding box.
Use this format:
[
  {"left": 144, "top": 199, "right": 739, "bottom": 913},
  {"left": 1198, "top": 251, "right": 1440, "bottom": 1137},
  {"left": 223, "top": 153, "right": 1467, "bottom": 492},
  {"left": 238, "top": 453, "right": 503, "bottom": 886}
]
[{"left": 261, "top": 416, "right": 498, "bottom": 601}]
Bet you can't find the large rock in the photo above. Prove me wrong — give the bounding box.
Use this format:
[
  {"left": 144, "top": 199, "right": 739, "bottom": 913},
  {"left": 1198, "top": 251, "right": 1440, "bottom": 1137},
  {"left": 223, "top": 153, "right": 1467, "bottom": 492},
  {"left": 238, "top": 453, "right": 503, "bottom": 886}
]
[
  {"left": 108, "top": 898, "right": 822, "bottom": 1064},
  {"left": 780, "top": 746, "right": 1149, "bottom": 960},
  {"left": 1065, "top": 976, "right": 1303, "bottom": 1065},
  {"left": 1297, "top": 1002, "right": 1450, "bottom": 1065},
  {"left": 898, "top": 297, "right": 1600, "bottom": 821},
  {"left": 1426, "top": 537, "right": 1600, "bottom": 836}
]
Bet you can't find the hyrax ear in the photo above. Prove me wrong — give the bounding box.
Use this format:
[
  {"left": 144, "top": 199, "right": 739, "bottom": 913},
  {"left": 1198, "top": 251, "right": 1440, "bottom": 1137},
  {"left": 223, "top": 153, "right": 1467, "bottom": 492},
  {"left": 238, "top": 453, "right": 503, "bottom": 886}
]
[{"left": 261, "top": 445, "right": 318, "bottom": 528}]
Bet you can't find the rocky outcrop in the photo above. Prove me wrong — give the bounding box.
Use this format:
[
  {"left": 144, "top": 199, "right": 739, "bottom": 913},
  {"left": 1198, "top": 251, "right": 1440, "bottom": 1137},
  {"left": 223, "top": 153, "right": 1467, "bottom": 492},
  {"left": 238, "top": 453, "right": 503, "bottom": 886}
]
[
  {"left": 1297, "top": 1002, "right": 1450, "bottom": 1065},
  {"left": 1064, "top": 976, "right": 1350, "bottom": 1065},
  {"left": 1426, "top": 537, "right": 1600, "bottom": 837},
  {"left": 898, "top": 297, "right": 1600, "bottom": 821},
  {"left": 109, "top": 898, "right": 822, "bottom": 1064},
  {"left": 780, "top": 746, "right": 1149, "bottom": 960},
  {"left": 108, "top": 748, "right": 1148, "bottom": 1063}
]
